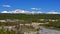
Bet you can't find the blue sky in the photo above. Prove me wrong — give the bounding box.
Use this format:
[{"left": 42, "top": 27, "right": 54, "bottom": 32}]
[{"left": 0, "top": 0, "right": 60, "bottom": 12}]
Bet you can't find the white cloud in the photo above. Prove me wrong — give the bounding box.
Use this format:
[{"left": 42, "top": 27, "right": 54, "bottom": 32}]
[
  {"left": 37, "top": 11, "right": 42, "bottom": 13},
  {"left": 1, "top": 9, "right": 43, "bottom": 14},
  {"left": 2, "top": 4, "right": 11, "bottom": 7},
  {"left": 1, "top": 11, "right": 9, "bottom": 13},
  {"left": 31, "top": 8, "right": 41, "bottom": 10},
  {"left": 1, "top": 9, "right": 60, "bottom": 14},
  {"left": 1, "top": 11, "right": 12, "bottom": 13},
  {"left": 31, "top": 8, "right": 36, "bottom": 10},
  {"left": 12, "top": 9, "right": 28, "bottom": 13},
  {"left": 1, "top": 9, "right": 30, "bottom": 14},
  {"left": 46, "top": 12, "right": 60, "bottom": 14}
]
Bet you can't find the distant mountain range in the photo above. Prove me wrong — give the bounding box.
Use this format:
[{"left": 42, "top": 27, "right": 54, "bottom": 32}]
[{"left": 1, "top": 9, "right": 60, "bottom": 14}]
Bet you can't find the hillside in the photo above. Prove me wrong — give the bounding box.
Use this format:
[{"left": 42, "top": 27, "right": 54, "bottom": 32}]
[
  {"left": 0, "top": 13, "right": 60, "bottom": 22},
  {"left": 0, "top": 13, "right": 60, "bottom": 34},
  {"left": 0, "top": 13, "right": 60, "bottom": 28}
]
